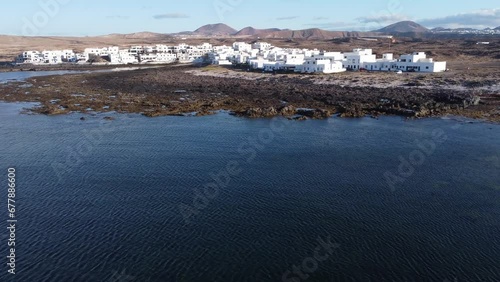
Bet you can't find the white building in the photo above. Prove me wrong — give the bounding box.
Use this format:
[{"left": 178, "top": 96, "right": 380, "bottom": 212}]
[
  {"left": 252, "top": 42, "right": 272, "bottom": 51},
  {"left": 42, "top": 50, "right": 64, "bottom": 64},
  {"left": 129, "top": 46, "right": 144, "bottom": 56},
  {"left": 61, "top": 50, "right": 76, "bottom": 62},
  {"left": 296, "top": 58, "right": 346, "bottom": 74},
  {"left": 84, "top": 48, "right": 103, "bottom": 56},
  {"left": 363, "top": 52, "right": 447, "bottom": 73},
  {"left": 249, "top": 58, "right": 270, "bottom": 69},
  {"left": 101, "top": 46, "right": 120, "bottom": 55},
  {"left": 13, "top": 41, "right": 447, "bottom": 72},
  {"left": 110, "top": 50, "right": 138, "bottom": 64},
  {"left": 156, "top": 53, "right": 177, "bottom": 62},
  {"left": 139, "top": 53, "right": 177, "bottom": 63},
  {"left": 233, "top": 42, "right": 253, "bottom": 52},
  {"left": 155, "top": 44, "right": 171, "bottom": 53},
  {"left": 341, "top": 49, "right": 377, "bottom": 70},
  {"left": 16, "top": 51, "right": 42, "bottom": 64}
]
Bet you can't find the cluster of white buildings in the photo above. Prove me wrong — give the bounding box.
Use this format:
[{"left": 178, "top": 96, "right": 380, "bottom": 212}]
[
  {"left": 15, "top": 43, "right": 212, "bottom": 65},
  {"left": 215, "top": 43, "right": 446, "bottom": 73},
  {"left": 15, "top": 41, "right": 447, "bottom": 73}
]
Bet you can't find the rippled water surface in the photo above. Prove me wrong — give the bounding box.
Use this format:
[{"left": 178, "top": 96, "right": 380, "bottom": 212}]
[
  {"left": 0, "top": 67, "right": 156, "bottom": 83},
  {"left": 0, "top": 102, "right": 499, "bottom": 281}
]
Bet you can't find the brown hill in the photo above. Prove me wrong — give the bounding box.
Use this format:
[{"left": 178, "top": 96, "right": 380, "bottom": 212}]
[
  {"left": 98, "top": 32, "right": 171, "bottom": 40},
  {"left": 194, "top": 23, "right": 237, "bottom": 36},
  {"left": 234, "top": 27, "right": 282, "bottom": 36},
  {"left": 376, "top": 21, "right": 429, "bottom": 33},
  {"left": 251, "top": 28, "right": 371, "bottom": 40}
]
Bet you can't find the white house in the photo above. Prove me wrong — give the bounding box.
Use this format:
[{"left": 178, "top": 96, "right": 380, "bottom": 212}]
[
  {"left": 129, "top": 46, "right": 144, "bottom": 56},
  {"left": 155, "top": 44, "right": 171, "bottom": 53},
  {"left": 42, "top": 50, "right": 63, "bottom": 64},
  {"left": 249, "top": 58, "right": 271, "bottom": 69},
  {"left": 16, "top": 51, "right": 42, "bottom": 64},
  {"left": 396, "top": 52, "right": 446, "bottom": 72},
  {"left": 252, "top": 42, "right": 272, "bottom": 51},
  {"left": 296, "top": 58, "right": 346, "bottom": 74},
  {"left": 341, "top": 48, "right": 376, "bottom": 70},
  {"left": 363, "top": 52, "right": 447, "bottom": 73},
  {"left": 84, "top": 48, "right": 102, "bottom": 56},
  {"left": 233, "top": 42, "right": 252, "bottom": 52},
  {"left": 197, "top": 43, "right": 213, "bottom": 51},
  {"left": 75, "top": 53, "right": 87, "bottom": 63},
  {"left": 110, "top": 50, "right": 138, "bottom": 64},
  {"left": 321, "top": 52, "right": 344, "bottom": 61},
  {"left": 101, "top": 46, "right": 120, "bottom": 55},
  {"left": 156, "top": 53, "right": 177, "bottom": 62}
]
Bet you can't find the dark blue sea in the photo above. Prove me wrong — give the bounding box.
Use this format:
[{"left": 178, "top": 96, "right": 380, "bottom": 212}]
[{"left": 0, "top": 102, "right": 499, "bottom": 282}]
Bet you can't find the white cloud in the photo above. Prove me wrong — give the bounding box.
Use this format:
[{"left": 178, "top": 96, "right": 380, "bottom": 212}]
[
  {"left": 153, "top": 13, "right": 190, "bottom": 19},
  {"left": 106, "top": 15, "right": 130, "bottom": 20},
  {"left": 276, "top": 16, "right": 299, "bottom": 21},
  {"left": 357, "top": 14, "right": 409, "bottom": 24},
  {"left": 419, "top": 9, "right": 500, "bottom": 29}
]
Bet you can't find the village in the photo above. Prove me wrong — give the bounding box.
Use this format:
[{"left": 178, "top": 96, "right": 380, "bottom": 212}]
[{"left": 14, "top": 41, "right": 447, "bottom": 73}]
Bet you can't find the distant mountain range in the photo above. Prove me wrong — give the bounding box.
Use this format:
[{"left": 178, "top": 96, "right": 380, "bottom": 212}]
[
  {"left": 1, "top": 21, "right": 498, "bottom": 45},
  {"left": 176, "top": 23, "right": 377, "bottom": 39},
  {"left": 172, "top": 21, "right": 500, "bottom": 39},
  {"left": 184, "top": 21, "right": 428, "bottom": 37}
]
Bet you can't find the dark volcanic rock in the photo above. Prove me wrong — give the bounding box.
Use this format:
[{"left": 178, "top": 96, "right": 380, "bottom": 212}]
[
  {"left": 297, "top": 109, "right": 332, "bottom": 119},
  {"left": 279, "top": 105, "right": 296, "bottom": 116},
  {"left": 242, "top": 107, "right": 278, "bottom": 118},
  {"left": 1, "top": 64, "right": 498, "bottom": 122}
]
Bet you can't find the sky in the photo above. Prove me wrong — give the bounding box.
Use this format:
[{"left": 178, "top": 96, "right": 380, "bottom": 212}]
[{"left": 1, "top": 0, "right": 499, "bottom": 36}]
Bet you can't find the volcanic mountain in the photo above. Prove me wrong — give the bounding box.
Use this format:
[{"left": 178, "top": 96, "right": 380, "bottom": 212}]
[
  {"left": 193, "top": 23, "right": 237, "bottom": 36},
  {"left": 376, "top": 21, "right": 430, "bottom": 33}
]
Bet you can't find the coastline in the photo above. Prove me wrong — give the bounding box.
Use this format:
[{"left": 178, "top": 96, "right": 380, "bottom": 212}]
[{"left": 0, "top": 64, "right": 499, "bottom": 122}]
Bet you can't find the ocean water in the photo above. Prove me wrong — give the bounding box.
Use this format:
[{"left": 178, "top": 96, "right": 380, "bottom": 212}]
[
  {"left": 0, "top": 102, "right": 499, "bottom": 282},
  {"left": 0, "top": 71, "right": 86, "bottom": 84},
  {"left": 0, "top": 67, "right": 154, "bottom": 84}
]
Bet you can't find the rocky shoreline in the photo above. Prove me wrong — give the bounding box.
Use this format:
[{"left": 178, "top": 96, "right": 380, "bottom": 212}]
[{"left": 0, "top": 64, "right": 499, "bottom": 122}]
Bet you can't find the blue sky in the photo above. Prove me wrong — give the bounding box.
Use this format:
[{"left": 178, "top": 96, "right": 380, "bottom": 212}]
[{"left": 1, "top": 0, "right": 499, "bottom": 36}]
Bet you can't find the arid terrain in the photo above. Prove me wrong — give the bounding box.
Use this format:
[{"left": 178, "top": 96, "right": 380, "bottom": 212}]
[{"left": 0, "top": 38, "right": 499, "bottom": 122}]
